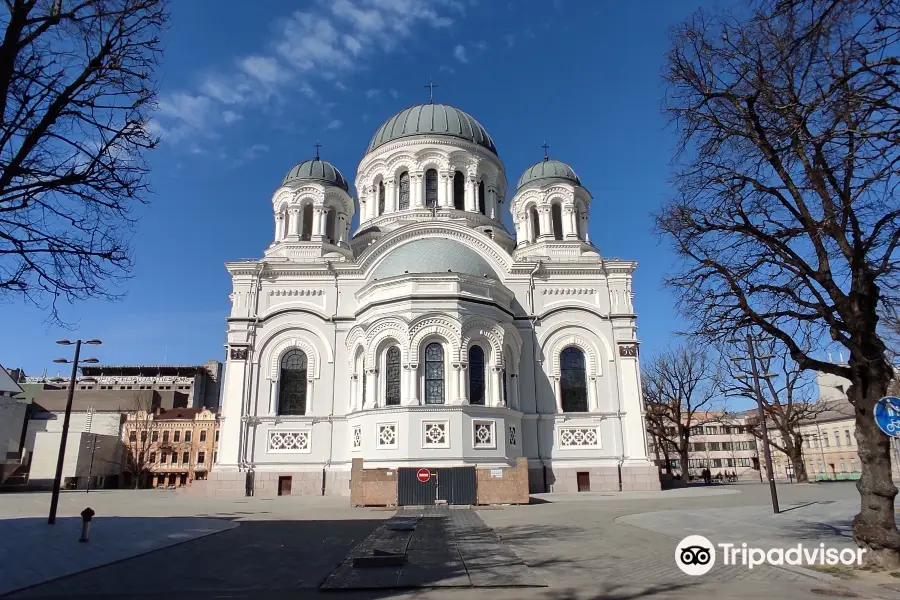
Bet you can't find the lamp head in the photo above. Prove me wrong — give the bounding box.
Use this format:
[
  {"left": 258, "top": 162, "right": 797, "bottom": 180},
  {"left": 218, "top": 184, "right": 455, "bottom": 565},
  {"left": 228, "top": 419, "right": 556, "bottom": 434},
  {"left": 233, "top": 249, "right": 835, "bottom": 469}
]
[
  {"left": 52, "top": 358, "right": 70, "bottom": 364},
  {"left": 56, "top": 339, "right": 73, "bottom": 345},
  {"left": 85, "top": 339, "right": 102, "bottom": 345}
]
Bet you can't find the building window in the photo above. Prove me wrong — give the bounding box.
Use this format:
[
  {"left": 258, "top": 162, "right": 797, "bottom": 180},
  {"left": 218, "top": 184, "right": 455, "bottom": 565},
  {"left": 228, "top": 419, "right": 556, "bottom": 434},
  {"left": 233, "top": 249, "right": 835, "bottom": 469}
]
[
  {"left": 325, "top": 207, "right": 336, "bottom": 244},
  {"left": 385, "top": 346, "right": 401, "bottom": 406},
  {"left": 530, "top": 206, "right": 540, "bottom": 240},
  {"left": 398, "top": 172, "right": 410, "bottom": 210},
  {"left": 185, "top": 430, "right": 192, "bottom": 443},
  {"left": 468, "top": 345, "right": 486, "bottom": 405},
  {"left": 162, "top": 431, "right": 169, "bottom": 443},
  {"left": 477, "top": 181, "right": 485, "bottom": 214},
  {"left": 173, "top": 431, "right": 180, "bottom": 443},
  {"left": 453, "top": 171, "right": 464, "bottom": 210},
  {"left": 551, "top": 203, "right": 563, "bottom": 240},
  {"left": 425, "top": 169, "right": 438, "bottom": 207},
  {"left": 376, "top": 423, "right": 398, "bottom": 449},
  {"left": 198, "top": 452, "right": 205, "bottom": 464},
  {"left": 822, "top": 434, "right": 829, "bottom": 448},
  {"left": 560, "top": 347, "right": 588, "bottom": 413},
  {"left": 851, "top": 458, "right": 858, "bottom": 471},
  {"left": 424, "top": 342, "right": 445, "bottom": 404},
  {"left": 423, "top": 421, "right": 448, "bottom": 448},
  {"left": 152, "top": 431, "right": 158, "bottom": 442},
  {"left": 834, "top": 431, "right": 841, "bottom": 447},
  {"left": 840, "top": 459, "right": 846, "bottom": 472},
  {"left": 300, "top": 204, "right": 313, "bottom": 240},
  {"left": 129, "top": 431, "right": 136, "bottom": 442},
  {"left": 845, "top": 430, "right": 852, "bottom": 446},
  {"left": 213, "top": 451, "right": 217, "bottom": 463},
  {"left": 150, "top": 452, "right": 156, "bottom": 463},
  {"left": 200, "top": 429, "right": 207, "bottom": 442},
  {"left": 473, "top": 420, "right": 495, "bottom": 448},
  {"left": 171, "top": 453, "right": 177, "bottom": 464},
  {"left": 278, "top": 349, "right": 308, "bottom": 415},
  {"left": 182, "top": 451, "right": 189, "bottom": 464},
  {"left": 214, "top": 430, "right": 219, "bottom": 442},
  {"left": 378, "top": 181, "right": 385, "bottom": 215}
]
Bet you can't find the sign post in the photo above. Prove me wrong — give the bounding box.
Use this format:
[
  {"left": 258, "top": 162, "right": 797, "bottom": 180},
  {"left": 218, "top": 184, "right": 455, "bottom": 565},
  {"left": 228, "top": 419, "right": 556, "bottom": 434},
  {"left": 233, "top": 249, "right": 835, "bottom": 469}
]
[{"left": 416, "top": 468, "right": 431, "bottom": 483}]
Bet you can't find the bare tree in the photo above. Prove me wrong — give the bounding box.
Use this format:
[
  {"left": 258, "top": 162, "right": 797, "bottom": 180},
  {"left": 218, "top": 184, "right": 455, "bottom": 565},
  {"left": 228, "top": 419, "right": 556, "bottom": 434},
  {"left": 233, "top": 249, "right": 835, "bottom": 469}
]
[
  {"left": 720, "top": 337, "right": 827, "bottom": 483},
  {"left": 0, "top": 0, "right": 167, "bottom": 320},
  {"left": 655, "top": 0, "right": 900, "bottom": 565},
  {"left": 642, "top": 344, "right": 722, "bottom": 479},
  {"left": 121, "top": 391, "right": 155, "bottom": 488}
]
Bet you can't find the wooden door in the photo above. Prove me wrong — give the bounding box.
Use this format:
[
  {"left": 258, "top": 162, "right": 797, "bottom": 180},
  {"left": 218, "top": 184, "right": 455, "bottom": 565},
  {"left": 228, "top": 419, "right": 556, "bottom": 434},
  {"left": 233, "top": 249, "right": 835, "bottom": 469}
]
[
  {"left": 576, "top": 472, "right": 590, "bottom": 492},
  {"left": 278, "top": 476, "right": 292, "bottom": 496}
]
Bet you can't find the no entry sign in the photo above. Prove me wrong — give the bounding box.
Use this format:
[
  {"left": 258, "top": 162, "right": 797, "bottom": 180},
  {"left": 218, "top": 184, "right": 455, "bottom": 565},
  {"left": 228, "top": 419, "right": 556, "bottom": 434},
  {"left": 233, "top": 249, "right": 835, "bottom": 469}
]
[{"left": 416, "top": 468, "right": 431, "bottom": 483}]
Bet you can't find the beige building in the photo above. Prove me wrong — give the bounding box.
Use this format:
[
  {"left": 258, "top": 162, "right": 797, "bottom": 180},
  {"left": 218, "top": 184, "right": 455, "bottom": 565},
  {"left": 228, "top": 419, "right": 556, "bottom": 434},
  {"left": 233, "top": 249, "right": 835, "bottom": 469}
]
[
  {"left": 648, "top": 412, "right": 763, "bottom": 481},
  {"left": 122, "top": 407, "right": 219, "bottom": 488}
]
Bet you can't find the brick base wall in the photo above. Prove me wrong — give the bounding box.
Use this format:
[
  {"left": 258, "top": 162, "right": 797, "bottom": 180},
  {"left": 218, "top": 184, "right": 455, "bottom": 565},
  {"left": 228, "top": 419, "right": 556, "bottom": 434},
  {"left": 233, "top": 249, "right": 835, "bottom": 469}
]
[
  {"left": 350, "top": 458, "right": 398, "bottom": 507},
  {"left": 475, "top": 457, "right": 529, "bottom": 505}
]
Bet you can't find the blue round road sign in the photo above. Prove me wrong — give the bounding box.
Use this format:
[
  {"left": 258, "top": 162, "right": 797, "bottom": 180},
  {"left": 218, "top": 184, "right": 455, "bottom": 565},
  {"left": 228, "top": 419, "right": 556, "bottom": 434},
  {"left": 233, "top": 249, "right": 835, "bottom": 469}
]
[{"left": 874, "top": 396, "right": 900, "bottom": 438}]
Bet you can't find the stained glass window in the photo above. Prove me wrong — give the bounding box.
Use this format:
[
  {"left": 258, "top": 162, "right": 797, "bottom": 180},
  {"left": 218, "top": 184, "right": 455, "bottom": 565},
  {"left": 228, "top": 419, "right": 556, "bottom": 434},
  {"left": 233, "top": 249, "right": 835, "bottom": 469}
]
[
  {"left": 478, "top": 181, "right": 486, "bottom": 215},
  {"left": 385, "top": 347, "right": 401, "bottom": 406},
  {"left": 468, "top": 346, "right": 485, "bottom": 405},
  {"left": 378, "top": 181, "right": 385, "bottom": 216},
  {"left": 551, "top": 203, "right": 563, "bottom": 240},
  {"left": 278, "top": 349, "right": 307, "bottom": 415},
  {"left": 424, "top": 342, "right": 444, "bottom": 404},
  {"left": 560, "top": 347, "right": 588, "bottom": 413},
  {"left": 300, "top": 204, "right": 313, "bottom": 241},
  {"left": 398, "top": 172, "right": 410, "bottom": 210},
  {"left": 453, "top": 172, "right": 465, "bottom": 210},
  {"left": 425, "top": 169, "right": 438, "bottom": 207}
]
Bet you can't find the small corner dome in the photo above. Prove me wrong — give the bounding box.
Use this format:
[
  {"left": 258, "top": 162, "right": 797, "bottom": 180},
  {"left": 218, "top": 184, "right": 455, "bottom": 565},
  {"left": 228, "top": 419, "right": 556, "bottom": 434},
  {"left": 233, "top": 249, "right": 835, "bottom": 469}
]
[
  {"left": 282, "top": 158, "right": 349, "bottom": 191},
  {"left": 367, "top": 103, "right": 497, "bottom": 155},
  {"left": 516, "top": 158, "right": 581, "bottom": 190}
]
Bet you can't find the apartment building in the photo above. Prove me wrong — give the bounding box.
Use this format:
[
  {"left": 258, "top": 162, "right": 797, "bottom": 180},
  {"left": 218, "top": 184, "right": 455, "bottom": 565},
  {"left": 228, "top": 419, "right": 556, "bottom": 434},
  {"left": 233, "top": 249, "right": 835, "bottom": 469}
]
[{"left": 121, "top": 407, "right": 219, "bottom": 488}]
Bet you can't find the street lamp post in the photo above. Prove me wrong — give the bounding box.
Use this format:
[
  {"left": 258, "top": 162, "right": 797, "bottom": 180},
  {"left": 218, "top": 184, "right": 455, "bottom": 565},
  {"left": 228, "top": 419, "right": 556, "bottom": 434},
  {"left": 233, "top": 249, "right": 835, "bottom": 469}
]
[
  {"left": 731, "top": 334, "right": 780, "bottom": 514},
  {"left": 47, "top": 338, "right": 101, "bottom": 525}
]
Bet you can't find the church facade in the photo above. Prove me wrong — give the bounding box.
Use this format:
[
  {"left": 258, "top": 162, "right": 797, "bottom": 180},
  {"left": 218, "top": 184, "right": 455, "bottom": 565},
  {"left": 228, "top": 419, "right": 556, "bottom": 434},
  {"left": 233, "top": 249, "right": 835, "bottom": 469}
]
[{"left": 212, "top": 102, "right": 658, "bottom": 497}]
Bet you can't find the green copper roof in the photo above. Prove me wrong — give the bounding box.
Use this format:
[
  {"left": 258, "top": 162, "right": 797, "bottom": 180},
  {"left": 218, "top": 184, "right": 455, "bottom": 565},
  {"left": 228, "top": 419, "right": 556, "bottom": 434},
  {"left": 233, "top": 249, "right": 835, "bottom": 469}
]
[
  {"left": 282, "top": 158, "right": 348, "bottom": 191},
  {"left": 368, "top": 104, "right": 497, "bottom": 155},
  {"left": 516, "top": 158, "right": 581, "bottom": 190}
]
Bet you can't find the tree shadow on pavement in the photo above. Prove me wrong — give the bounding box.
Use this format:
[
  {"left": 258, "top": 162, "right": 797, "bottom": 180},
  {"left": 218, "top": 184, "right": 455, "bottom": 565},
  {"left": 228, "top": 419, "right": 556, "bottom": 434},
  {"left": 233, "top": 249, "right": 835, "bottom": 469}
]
[
  {"left": 542, "top": 583, "right": 699, "bottom": 599},
  {"left": 778, "top": 518, "right": 855, "bottom": 541}
]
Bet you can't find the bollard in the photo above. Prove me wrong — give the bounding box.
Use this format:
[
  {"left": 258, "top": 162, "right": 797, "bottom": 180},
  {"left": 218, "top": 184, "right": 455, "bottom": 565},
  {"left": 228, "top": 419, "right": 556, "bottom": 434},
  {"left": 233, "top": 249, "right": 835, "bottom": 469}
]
[{"left": 79, "top": 507, "right": 95, "bottom": 543}]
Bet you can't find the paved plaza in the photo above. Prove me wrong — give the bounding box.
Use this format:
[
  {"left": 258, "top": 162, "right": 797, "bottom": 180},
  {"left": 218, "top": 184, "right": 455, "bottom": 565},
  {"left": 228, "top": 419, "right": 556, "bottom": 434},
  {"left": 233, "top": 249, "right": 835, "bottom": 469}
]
[{"left": 0, "top": 482, "right": 898, "bottom": 599}]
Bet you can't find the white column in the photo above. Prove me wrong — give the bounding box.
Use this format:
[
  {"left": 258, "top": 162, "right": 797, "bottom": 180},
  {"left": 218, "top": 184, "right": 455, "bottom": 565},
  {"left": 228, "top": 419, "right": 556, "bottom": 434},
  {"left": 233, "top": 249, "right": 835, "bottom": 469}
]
[
  {"left": 488, "top": 188, "right": 498, "bottom": 220},
  {"left": 554, "top": 376, "right": 563, "bottom": 412},
  {"left": 274, "top": 213, "right": 284, "bottom": 242},
  {"left": 562, "top": 206, "right": 575, "bottom": 239},
  {"left": 439, "top": 171, "right": 452, "bottom": 208},
  {"left": 449, "top": 364, "right": 460, "bottom": 406},
  {"left": 349, "top": 376, "right": 358, "bottom": 412},
  {"left": 617, "top": 347, "right": 649, "bottom": 461},
  {"left": 268, "top": 379, "right": 277, "bottom": 415},
  {"left": 464, "top": 176, "right": 476, "bottom": 212},
  {"left": 539, "top": 207, "right": 553, "bottom": 240},
  {"left": 410, "top": 364, "right": 420, "bottom": 405},
  {"left": 411, "top": 172, "right": 424, "bottom": 208},
  {"left": 311, "top": 206, "right": 323, "bottom": 238},
  {"left": 337, "top": 213, "right": 348, "bottom": 244},
  {"left": 386, "top": 178, "right": 397, "bottom": 213},
  {"left": 364, "top": 369, "right": 377, "bottom": 409},
  {"left": 588, "top": 376, "right": 599, "bottom": 412},
  {"left": 458, "top": 364, "right": 468, "bottom": 404},
  {"left": 490, "top": 366, "right": 503, "bottom": 407},
  {"left": 583, "top": 214, "right": 590, "bottom": 242},
  {"left": 288, "top": 207, "right": 300, "bottom": 237},
  {"left": 217, "top": 348, "right": 249, "bottom": 468}
]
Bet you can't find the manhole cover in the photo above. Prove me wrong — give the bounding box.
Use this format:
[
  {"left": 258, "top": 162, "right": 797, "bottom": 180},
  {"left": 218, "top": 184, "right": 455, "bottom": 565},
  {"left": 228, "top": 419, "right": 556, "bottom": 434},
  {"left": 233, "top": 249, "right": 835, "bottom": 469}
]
[{"left": 810, "top": 588, "right": 858, "bottom": 598}]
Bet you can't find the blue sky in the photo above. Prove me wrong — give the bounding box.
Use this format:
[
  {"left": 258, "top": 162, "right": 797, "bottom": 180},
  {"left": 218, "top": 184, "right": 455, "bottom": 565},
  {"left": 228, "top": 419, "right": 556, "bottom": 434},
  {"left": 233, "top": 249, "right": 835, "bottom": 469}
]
[{"left": 1, "top": 0, "right": 709, "bottom": 376}]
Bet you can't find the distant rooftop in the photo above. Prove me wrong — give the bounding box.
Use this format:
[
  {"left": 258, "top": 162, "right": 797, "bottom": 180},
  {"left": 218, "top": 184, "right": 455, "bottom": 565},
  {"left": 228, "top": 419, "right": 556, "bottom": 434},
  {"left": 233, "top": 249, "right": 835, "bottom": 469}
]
[{"left": 80, "top": 364, "right": 217, "bottom": 377}]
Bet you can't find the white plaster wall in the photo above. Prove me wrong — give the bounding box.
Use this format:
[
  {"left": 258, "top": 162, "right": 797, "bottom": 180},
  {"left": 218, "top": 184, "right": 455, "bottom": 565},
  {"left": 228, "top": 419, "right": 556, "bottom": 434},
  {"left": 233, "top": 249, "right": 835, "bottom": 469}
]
[
  {"left": 0, "top": 398, "right": 27, "bottom": 456},
  {"left": 29, "top": 431, "right": 121, "bottom": 481}
]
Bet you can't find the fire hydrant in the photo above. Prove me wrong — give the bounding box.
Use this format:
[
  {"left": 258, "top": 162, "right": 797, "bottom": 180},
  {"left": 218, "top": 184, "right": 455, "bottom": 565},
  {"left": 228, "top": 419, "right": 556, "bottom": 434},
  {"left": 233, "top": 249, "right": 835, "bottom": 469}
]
[{"left": 79, "top": 507, "right": 95, "bottom": 543}]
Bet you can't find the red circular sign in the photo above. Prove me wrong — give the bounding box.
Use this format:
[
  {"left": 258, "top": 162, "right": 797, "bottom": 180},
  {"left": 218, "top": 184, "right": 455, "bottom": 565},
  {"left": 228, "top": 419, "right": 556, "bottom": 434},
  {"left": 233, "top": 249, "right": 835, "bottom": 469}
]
[{"left": 416, "top": 468, "right": 431, "bottom": 483}]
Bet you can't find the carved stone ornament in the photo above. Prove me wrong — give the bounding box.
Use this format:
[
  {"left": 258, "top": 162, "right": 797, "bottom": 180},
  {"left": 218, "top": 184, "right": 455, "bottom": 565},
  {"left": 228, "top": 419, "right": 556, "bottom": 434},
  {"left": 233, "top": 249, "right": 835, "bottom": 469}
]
[
  {"left": 230, "top": 347, "right": 249, "bottom": 360},
  {"left": 618, "top": 344, "right": 638, "bottom": 358}
]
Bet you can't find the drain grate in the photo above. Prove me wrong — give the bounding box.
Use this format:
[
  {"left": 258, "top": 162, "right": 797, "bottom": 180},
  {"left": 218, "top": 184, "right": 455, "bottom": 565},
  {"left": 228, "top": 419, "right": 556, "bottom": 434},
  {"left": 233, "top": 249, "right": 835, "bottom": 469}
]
[{"left": 810, "top": 588, "right": 858, "bottom": 597}]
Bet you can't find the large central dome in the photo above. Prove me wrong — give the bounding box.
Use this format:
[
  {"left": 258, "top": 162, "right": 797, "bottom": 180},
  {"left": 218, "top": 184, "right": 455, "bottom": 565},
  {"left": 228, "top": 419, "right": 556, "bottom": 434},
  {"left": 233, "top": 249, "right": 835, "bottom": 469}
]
[{"left": 367, "top": 103, "right": 497, "bottom": 155}]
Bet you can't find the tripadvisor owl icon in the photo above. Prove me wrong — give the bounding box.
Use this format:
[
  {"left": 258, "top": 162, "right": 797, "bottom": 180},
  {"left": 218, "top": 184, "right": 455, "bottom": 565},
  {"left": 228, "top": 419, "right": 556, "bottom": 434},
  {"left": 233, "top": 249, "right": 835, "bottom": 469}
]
[{"left": 676, "top": 535, "right": 716, "bottom": 576}]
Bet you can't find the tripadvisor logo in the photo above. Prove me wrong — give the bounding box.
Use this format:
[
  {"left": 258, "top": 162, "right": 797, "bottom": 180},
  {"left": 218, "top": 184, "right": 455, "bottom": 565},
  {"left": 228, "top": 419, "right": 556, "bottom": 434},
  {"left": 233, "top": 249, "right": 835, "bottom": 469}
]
[{"left": 675, "top": 535, "right": 715, "bottom": 576}]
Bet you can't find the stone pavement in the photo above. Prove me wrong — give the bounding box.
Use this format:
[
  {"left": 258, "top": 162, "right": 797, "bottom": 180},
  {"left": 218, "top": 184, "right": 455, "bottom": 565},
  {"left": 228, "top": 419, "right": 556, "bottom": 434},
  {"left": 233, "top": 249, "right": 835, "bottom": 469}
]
[
  {"left": 0, "top": 514, "right": 236, "bottom": 596},
  {"left": 323, "top": 507, "right": 544, "bottom": 589}
]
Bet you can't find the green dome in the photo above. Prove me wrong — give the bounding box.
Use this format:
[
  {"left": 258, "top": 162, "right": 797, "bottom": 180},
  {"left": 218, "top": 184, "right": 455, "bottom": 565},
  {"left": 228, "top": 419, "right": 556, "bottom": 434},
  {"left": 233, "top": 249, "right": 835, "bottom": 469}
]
[
  {"left": 516, "top": 158, "right": 581, "bottom": 190},
  {"left": 368, "top": 103, "right": 497, "bottom": 155},
  {"left": 282, "top": 158, "right": 348, "bottom": 191}
]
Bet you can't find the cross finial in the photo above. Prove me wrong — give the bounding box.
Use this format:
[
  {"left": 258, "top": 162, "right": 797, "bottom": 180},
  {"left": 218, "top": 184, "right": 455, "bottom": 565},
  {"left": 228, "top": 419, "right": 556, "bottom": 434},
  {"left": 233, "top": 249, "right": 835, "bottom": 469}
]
[
  {"left": 314, "top": 141, "right": 322, "bottom": 160},
  {"left": 542, "top": 142, "right": 550, "bottom": 161},
  {"left": 424, "top": 78, "right": 438, "bottom": 103},
  {"left": 430, "top": 203, "right": 438, "bottom": 217}
]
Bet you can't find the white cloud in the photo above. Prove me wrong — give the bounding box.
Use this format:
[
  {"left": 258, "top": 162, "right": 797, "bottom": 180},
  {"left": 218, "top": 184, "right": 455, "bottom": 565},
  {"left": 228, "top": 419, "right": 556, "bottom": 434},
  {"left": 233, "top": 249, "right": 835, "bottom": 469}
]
[
  {"left": 473, "top": 40, "right": 488, "bottom": 51},
  {"left": 326, "top": 119, "right": 343, "bottom": 129},
  {"left": 239, "top": 55, "right": 283, "bottom": 85},
  {"left": 439, "top": 64, "right": 455, "bottom": 74},
  {"left": 365, "top": 88, "right": 381, "bottom": 99},
  {"left": 453, "top": 44, "right": 467, "bottom": 63},
  {"left": 334, "top": 81, "right": 348, "bottom": 91},
  {"left": 222, "top": 110, "right": 242, "bottom": 124},
  {"left": 389, "top": 88, "right": 399, "bottom": 98},
  {"left": 155, "top": 93, "right": 213, "bottom": 140}
]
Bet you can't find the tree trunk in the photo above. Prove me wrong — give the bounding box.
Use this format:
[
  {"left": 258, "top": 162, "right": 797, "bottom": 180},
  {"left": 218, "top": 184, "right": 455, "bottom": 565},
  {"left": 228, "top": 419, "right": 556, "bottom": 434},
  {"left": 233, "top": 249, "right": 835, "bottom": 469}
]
[
  {"left": 851, "top": 362, "right": 900, "bottom": 568},
  {"left": 680, "top": 447, "right": 690, "bottom": 481},
  {"left": 788, "top": 438, "right": 809, "bottom": 483}
]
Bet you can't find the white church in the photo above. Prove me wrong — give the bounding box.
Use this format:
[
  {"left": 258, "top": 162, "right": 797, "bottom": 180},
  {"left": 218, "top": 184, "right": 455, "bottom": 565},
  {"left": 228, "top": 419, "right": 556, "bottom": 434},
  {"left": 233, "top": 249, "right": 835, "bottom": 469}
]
[{"left": 211, "top": 101, "right": 658, "bottom": 498}]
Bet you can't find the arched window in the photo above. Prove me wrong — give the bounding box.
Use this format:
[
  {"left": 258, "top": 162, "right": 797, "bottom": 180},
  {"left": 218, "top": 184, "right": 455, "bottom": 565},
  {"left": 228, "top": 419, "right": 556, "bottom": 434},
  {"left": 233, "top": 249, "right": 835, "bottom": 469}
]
[
  {"left": 300, "top": 204, "right": 313, "bottom": 241},
  {"left": 425, "top": 169, "right": 438, "bottom": 208},
  {"left": 360, "top": 356, "right": 367, "bottom": 408},
  {"left": 560, "top": 347, "right": 588, "bottom": 413},
  {"left": 398, "top": 172, "right": 410, "bottom": 210},
  {"left": 378, "top": 181, "right": 385, "bottom": 216},
  {"left": 278, "top": 350, "right": 308, "bottom": 415},
  {"left": 453, "top": 172, "right": 465, "bottom": 210},
  {"left": 385, "top": 346, "right": 401, "bottom": 406},
  {"left": 530, "top": 206, "right": 540, "bottom": 240},
  {"left": 325, "top": 208, "right": 336, "bottom": 243},
  {"left": 551, "top": 203, "right": 563, "bottom": 240},
  {"left": 478, "top": 181, "right": 486, "bottom": 215},
  {"left": 424, "top": 342, "right": 444, "bottom": 404},
  {"left": 468, "top": 346, "right": 486, "bottom": 405}
]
